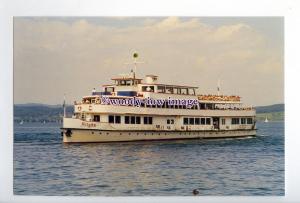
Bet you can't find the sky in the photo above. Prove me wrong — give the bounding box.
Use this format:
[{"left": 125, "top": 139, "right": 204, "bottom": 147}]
[{"left": 13, "top": 17, "right": 284, "bottom": 106}]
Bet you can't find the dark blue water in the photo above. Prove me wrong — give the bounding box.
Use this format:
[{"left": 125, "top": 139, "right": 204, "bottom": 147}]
[{"left": 13, "top": 122, "right": 284, "bottom": 196}]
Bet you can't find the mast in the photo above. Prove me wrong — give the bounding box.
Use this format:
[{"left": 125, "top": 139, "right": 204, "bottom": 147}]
[
  {"left": 133, "top": 52, "right": 138, "bottom": 79},
  {"left": 125, "top": 52, "right": 144, "bottom": 79},
  {"left": 217, "top": 79, "right": 221, "bottom": 96},
  {"left": 63, "top": 94, "right": 66, "bottom": 118}
]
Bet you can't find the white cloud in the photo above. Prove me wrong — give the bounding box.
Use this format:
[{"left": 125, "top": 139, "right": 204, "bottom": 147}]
[{"left": 14, "top": 17, "right": 283, "bottom": 106}]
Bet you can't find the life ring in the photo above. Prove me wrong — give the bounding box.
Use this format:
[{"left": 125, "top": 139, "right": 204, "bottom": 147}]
[
  {"left": 77, "top": 106, "right": 82, "bottom": 111},
  {"left": 89, "top": 105, "right": 92, "bottom": 111}
]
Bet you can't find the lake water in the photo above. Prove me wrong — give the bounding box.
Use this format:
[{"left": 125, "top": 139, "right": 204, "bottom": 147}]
[{"left": 14, "top": 121, "right": 284, "bottom": 196}]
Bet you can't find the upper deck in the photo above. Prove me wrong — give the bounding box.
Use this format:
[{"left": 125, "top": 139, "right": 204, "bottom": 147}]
[
  {"left": 89, "top": 73, "right": 243, "bottom": 105},
  {"left": 80, "top": 52, "right": 250, "bottom": 110}
]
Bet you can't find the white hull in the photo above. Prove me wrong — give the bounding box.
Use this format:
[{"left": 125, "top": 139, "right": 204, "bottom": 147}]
[{"left": 62, "top": 129, "right": 256, "bottom": 143}]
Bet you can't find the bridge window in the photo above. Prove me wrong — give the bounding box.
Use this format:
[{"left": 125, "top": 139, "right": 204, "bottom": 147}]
[
  {"left": 166, "top": 87, "right": 174, "bottom": 94},
  {"left": 174, "top": 87, "right": 180, "bottom": 94},
  {"left": 157, "top": 86, "right": 165, "bottom": 93},
  {"left": 105, "top": 87, "right": 114, "bottom": 92},
  {"left": 241, "top": 118, "right": 246, "bottom": 124},
  {"left": 189, "top": 88, "right": 196, "bottom": 95},
  {"left": 201, "top": 118, "right": 205, "bottom": 125},
  {"left": 142, "top": 86, "right": 154, "bottom": 92},
  {"left": 120, "top": 80, "right": 126, "bottom": 86},
  {"left": 181, "top": 88, "right": 188, "bottom": 95},
  {"left": 125, "top": 116, "right": 130, "bottom": 124},
  {"left": 195, "top": 118, "right": 200, "bottom": 125}
]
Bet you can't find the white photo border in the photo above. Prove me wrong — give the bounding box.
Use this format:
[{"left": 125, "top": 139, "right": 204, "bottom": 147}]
[{"left": 1, "top": 0, "right": 299, "bottom": 203}]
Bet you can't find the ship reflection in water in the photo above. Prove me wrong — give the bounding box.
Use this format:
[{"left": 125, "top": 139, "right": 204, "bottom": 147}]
[{"left": 14, "top": 121, "right": 284, "bottom": 196}]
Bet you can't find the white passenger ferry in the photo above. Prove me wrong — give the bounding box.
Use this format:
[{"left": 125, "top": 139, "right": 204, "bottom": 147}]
[{"left": 62, "top": 53, "right": 256, "bottom": 143}]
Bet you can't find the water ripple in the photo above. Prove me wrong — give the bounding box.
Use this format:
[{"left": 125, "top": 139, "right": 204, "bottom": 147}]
[{"left": 13, "top": 121, "right": 284, "bottom": 196}]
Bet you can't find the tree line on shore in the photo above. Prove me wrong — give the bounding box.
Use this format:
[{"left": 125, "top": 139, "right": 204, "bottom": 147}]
[{"left": 13, "top": 103, "right": 284, "bottom": 123}]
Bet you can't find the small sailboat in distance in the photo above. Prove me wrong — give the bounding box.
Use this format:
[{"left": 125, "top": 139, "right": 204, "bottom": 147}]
[
  {"left": 264, "top": 116, "right": 269, "bottom": 123},
  {"left": 19, "top": 120, "right": 24, "bottom": 125}
]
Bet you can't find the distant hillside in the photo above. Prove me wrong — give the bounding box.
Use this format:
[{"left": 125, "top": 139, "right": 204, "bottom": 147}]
[
  {"left": 14, "top": 103, "right": 284, "bottom": 122},
  {"left": 255, "top": 104, "right": 284, "bottom": 121},
  {"left": 14, "top": 104, "right": 73, "bottom": 122},
  {"left": 256, "top": 112, "right": 284, "bottom": 121},
  {"left": 255, "top": 104, "right": 284, "bottom": 114}
]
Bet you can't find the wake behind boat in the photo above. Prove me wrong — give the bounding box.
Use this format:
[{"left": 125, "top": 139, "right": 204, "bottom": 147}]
[{"left": 61, "top": 53, "right": 256, "bottom": 143}]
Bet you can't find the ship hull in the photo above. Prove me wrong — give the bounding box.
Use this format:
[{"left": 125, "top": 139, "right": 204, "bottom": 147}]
[{"left": 62, "top": 128, "right": 256, "bottom": 143}]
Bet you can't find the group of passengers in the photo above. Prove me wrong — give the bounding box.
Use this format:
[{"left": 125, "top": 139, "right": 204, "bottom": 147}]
[{"left": 198, "top": 94, "right": 241, "bottom": 102}]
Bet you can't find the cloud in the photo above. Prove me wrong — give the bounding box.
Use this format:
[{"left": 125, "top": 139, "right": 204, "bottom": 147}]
[{"left": 14, "top": 17, "right": 283, "bottom": 106}]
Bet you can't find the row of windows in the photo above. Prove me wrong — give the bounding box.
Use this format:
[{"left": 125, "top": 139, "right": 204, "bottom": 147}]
[
  {"left": 183, "top": 117, "right": 211, "bottom": 125},
  {"left": 88, "top": 99, "right": 250, "bottom": 111},
  {"left": 231, "top": 117, "right": 253, "bottom": 125},
  {"left": 108, "top": 115, "right": 153, "bottom": 125},
  {"left": 142, "top": 85, "right": 196, "bottom": 95},
  {"left": 124, "top": 116, "right": 141, "bottom": 124},
  {"left": 101, "top": 102, "right": 218, "bottom": 110},
  {"left": 97, "top": 115, "right": 253, "bottom": 126}
]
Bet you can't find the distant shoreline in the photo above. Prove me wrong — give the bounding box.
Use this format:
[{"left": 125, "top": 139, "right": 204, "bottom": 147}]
[{"left": 13, "top": 103, "right": 284, "bottom": 123}]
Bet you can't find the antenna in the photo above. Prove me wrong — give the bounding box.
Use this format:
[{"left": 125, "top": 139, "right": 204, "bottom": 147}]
[
  {"left": 124, "top": 51, "right": 144, "bottom": 78},
  {"left": 217, "top": 79, "right": 221, "bottom": 96},
  {"left": 63, "top": 94, "right": 66, "bottom": 118}
]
